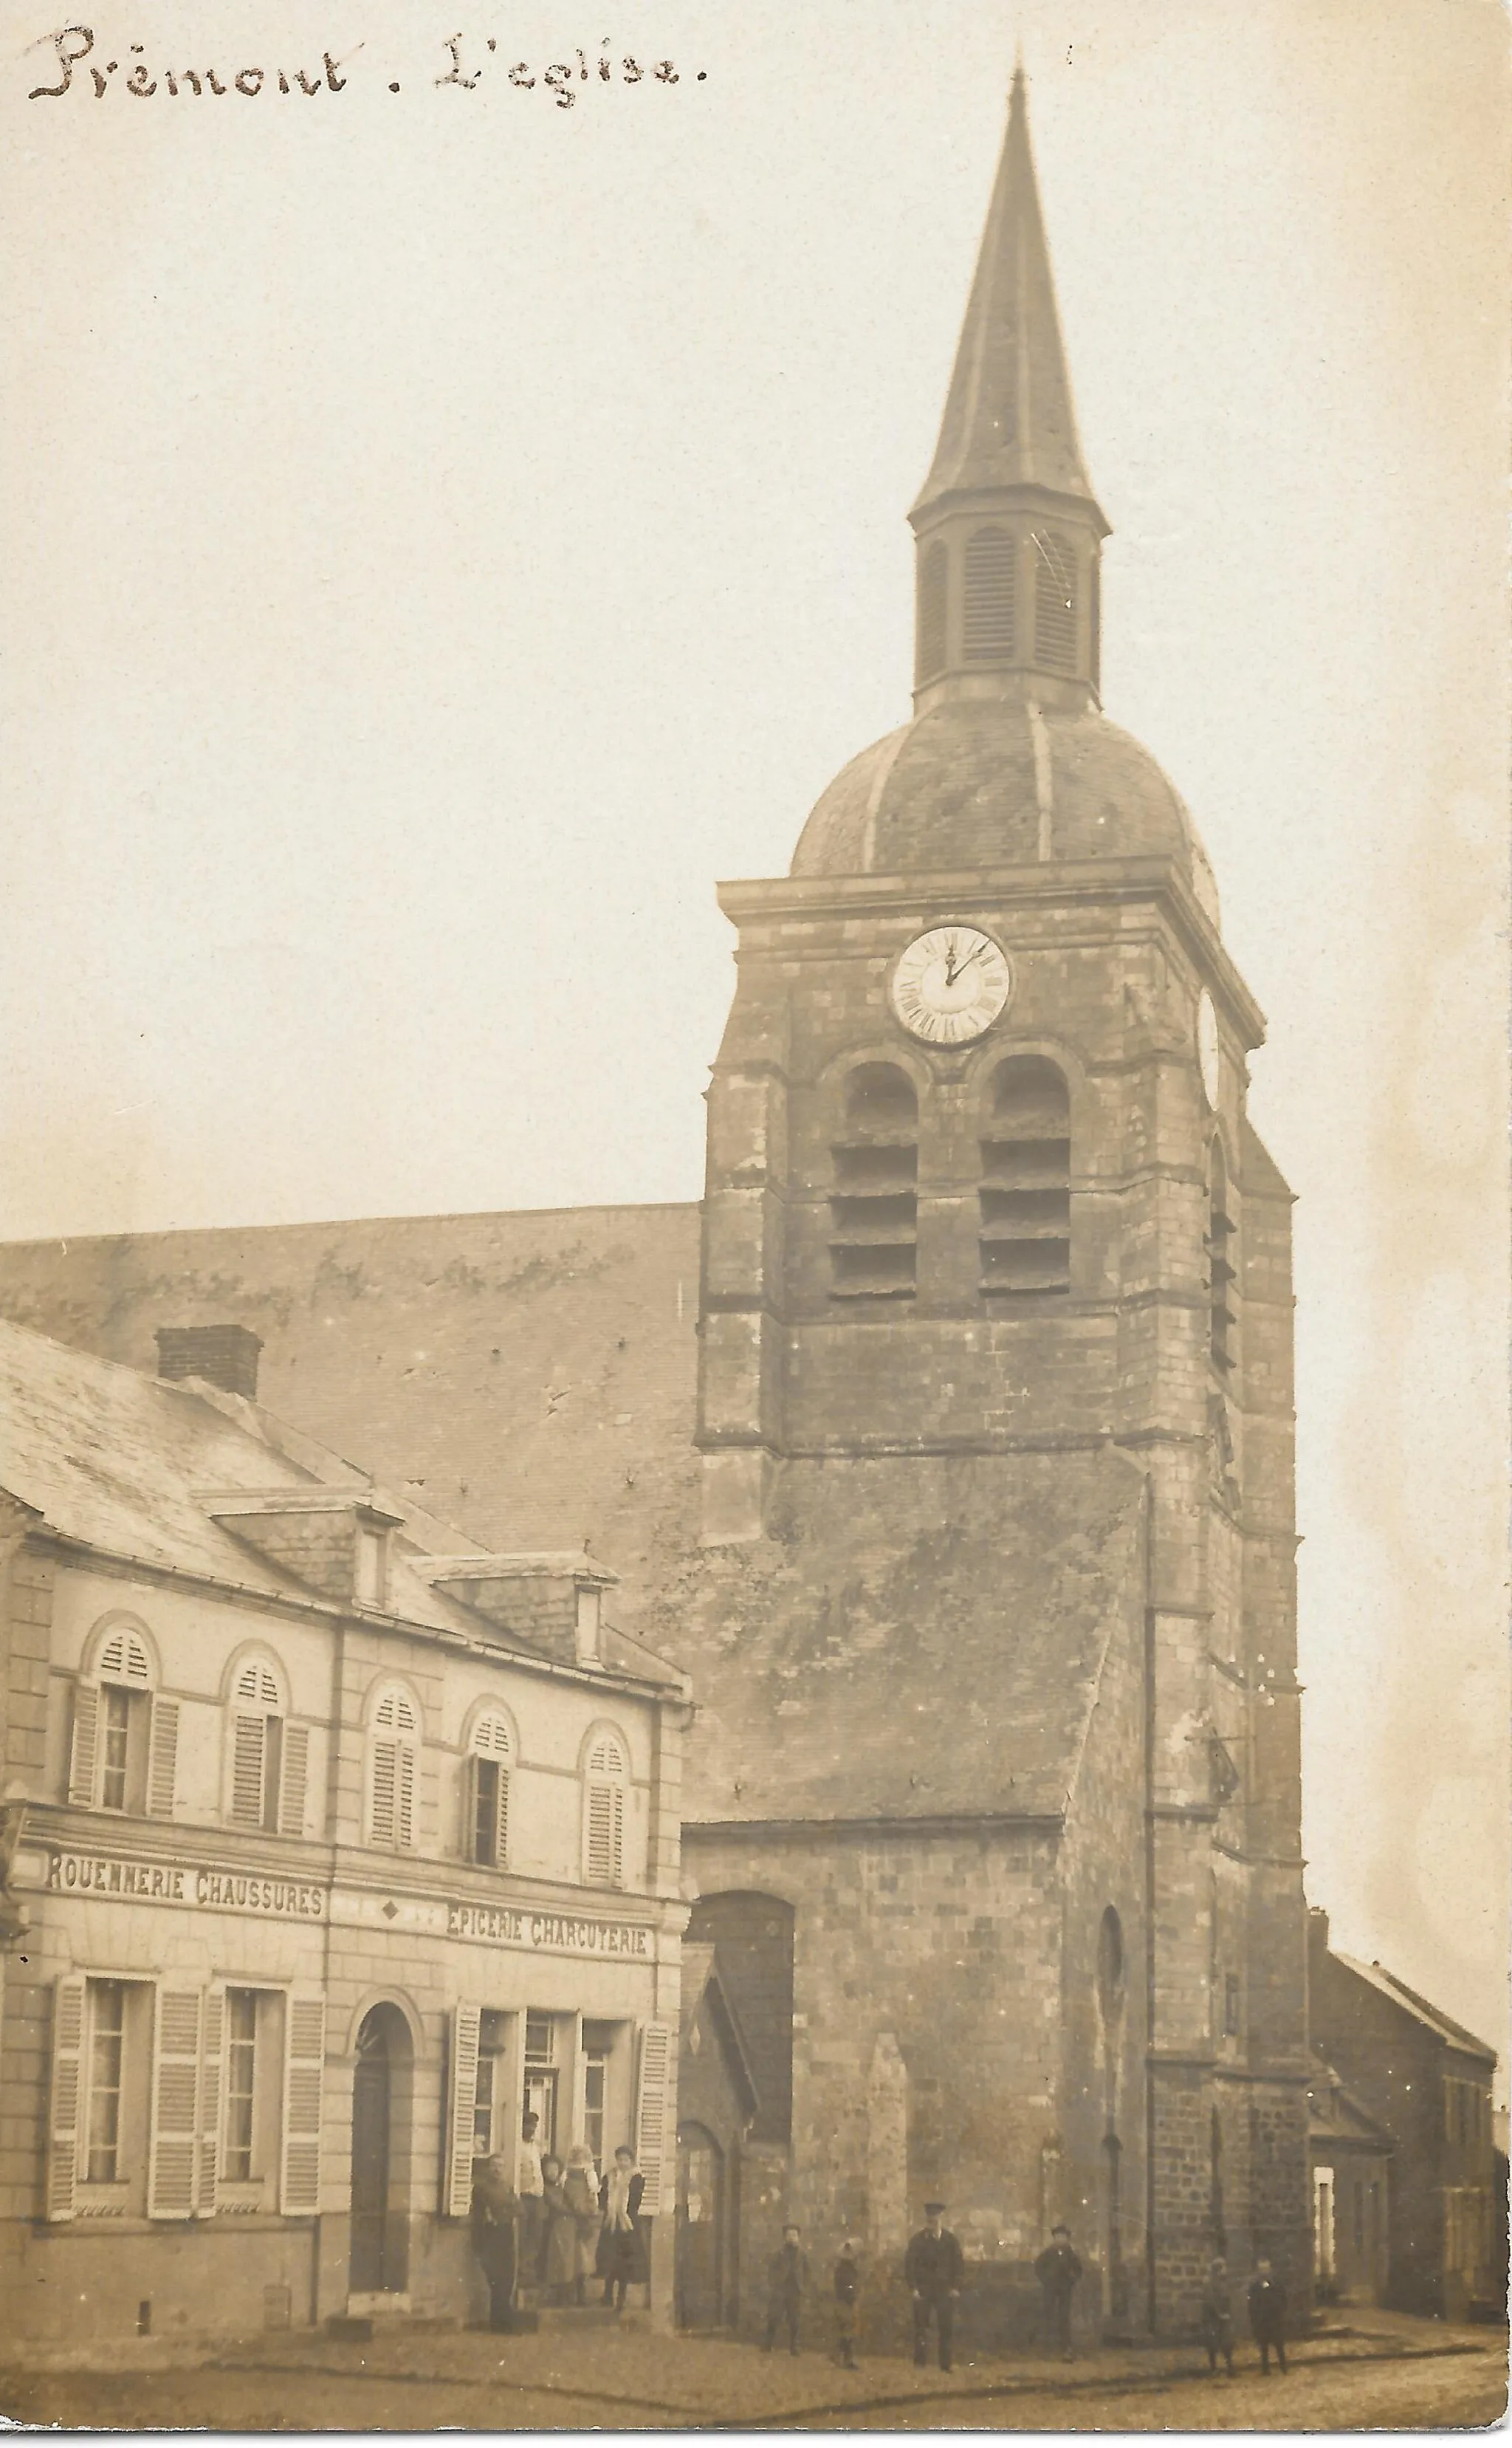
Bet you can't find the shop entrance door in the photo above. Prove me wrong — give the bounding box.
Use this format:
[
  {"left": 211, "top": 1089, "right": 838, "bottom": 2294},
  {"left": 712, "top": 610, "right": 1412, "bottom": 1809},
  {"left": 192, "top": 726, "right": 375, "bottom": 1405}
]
[
  {"left": 350, "top": 2010, "right": 395, "bottom": 2294},
  {"left": 676, "top": 2123, "right": 725, "bottom": 2330}
]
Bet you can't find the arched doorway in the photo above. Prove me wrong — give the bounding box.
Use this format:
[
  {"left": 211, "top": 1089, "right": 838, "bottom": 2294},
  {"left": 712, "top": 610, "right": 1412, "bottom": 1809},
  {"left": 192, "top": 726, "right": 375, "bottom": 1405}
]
[
  {"left": 349, "top": 2004, "right": 412, "bottom": 2297},
  {"left": 676, "top": 2122, "right": 726, "bottom": 2331}
]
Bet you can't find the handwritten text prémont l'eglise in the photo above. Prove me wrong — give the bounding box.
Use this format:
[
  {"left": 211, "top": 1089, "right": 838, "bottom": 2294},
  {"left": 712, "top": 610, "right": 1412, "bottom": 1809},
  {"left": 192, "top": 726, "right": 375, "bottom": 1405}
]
[{"left": 28, "top": 25, "right": 704, "bottom": 103}]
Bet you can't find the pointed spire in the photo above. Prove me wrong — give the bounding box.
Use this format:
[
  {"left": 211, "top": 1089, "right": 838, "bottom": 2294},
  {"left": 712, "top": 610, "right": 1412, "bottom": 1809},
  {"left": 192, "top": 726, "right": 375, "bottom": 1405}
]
[{"left": 913, "top": 67, "right": 1103, "bottom": 521}]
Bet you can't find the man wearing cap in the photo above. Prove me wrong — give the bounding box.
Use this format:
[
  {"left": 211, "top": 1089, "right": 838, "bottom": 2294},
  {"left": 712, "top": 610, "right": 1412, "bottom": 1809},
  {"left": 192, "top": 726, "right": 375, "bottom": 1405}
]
[
  {"left": 904, "top": 2201, "right": 964, "bottom": 2372},
  {"left": 1034, "top": 2222, "right": 1084, "bottom": 2361}
]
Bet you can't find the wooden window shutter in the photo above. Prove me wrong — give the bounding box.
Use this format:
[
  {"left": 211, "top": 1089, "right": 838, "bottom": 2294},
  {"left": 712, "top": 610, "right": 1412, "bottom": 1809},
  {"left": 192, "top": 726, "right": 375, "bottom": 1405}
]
[
  {"left": 462, "top": 1752, "right": 482, "bottom": 1862},
  {"left": 230, "top": 1713, "right": 266, "bottom": 1828},
  {"left": 586, "top": 1781, "right": 619, "bottom": 1885},
  {"left": 396, "top": 1745, "right": 416, "bottom": 1850},
  {"left": 68, "top": 1684, "right": 100, "bottom": 1808},
  {"left": 196, "top": 1988, "right": 226, "bottom": 2218},
  {"left": 495, "top": 1764, "right": 510, "bottom": 1869},
  {"left": 148, "top": 1987, "right": 202, "bottom": 2219},
  {"left": 47, "top": 1974, "right": 88, "bottom": 2221},
  {"left": 370, "top": 1738, "right": 398, "bottom": 1847},
  {"left": 445, "top": 2003, "right": 483, "bottom": 2218},
  {"left": 99, "top": 1628, "right": 151, "bottom": 1684},
  {"left": 633, "top": 2022, "right": 674, "bottom": 2216},
  {"left": 963, "top": 526, "right": 1017, "bottom": 662},
  {"left": 278, "top": 1723, "right": 309, "bottom": 1838},
  {"left": 281, "top": 1992, "right": 325, "bottom": 2215},
  {"left": 146, "top": 1696, "right": 179, "bottom": 1819}
]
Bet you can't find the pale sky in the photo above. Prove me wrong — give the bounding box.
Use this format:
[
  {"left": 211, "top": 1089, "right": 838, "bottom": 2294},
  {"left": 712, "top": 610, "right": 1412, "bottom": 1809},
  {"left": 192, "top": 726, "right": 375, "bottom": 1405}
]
[{"left": 2, "top": 0, "right": 1508, "bottom": 2062}]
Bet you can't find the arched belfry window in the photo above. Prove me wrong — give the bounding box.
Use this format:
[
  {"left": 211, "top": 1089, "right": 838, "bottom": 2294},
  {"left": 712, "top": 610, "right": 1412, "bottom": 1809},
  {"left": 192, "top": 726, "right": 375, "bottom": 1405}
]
[
  {"left": 829, "top": 1063, "right": 918, "bottom": 1299},
  {"left": 979, "top": 1057, "right": 1071, "bottom": 1295},
  {"left": 963, "top": 526, "right": 1017, "bottom": 662},
  {"left": 1032, "top": 529, "right": 1078, "bottom": 673},
  {"left": 1206, "top": 1141, "right": 1237, "bottom": 1373},
  {"left": 915, "top": 541, "right": 948, "bottom": 684}
]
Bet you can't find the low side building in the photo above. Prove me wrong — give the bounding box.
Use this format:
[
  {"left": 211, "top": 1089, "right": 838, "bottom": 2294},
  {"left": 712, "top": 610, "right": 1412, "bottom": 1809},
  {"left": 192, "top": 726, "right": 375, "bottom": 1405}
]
[
  {"left": 0, "top": 1318, "right": 688, "bottom": 2345},
  {"left": 1306, "top": 2057, "right": 1394, "bottom": 2306},
  {"left": 1307, "top": 1909, "right": 1499, "bottom": 2319}
]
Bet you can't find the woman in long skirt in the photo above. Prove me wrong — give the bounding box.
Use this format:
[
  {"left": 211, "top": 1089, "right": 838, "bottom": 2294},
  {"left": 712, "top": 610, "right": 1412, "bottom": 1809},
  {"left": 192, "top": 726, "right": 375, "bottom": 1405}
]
[{"left": 597, "top": 2145, "right": 647, "bottom": 2310}]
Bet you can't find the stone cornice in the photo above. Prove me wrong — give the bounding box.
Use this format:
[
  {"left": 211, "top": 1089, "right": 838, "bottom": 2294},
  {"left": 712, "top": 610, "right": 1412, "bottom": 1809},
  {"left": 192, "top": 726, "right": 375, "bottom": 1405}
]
[{"left": 715, "top": 857, "right": 1266, "bottom": 1046}]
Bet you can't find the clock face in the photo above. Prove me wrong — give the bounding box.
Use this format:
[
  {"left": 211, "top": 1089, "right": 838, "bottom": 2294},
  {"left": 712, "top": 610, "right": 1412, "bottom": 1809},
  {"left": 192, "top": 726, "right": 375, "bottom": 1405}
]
[
  {"left": 1197, "top": 990, "right": 1220, "bottom": 1106},
  {"left": 890, "top": 926, "right": 1012, "bottom": 1046}
]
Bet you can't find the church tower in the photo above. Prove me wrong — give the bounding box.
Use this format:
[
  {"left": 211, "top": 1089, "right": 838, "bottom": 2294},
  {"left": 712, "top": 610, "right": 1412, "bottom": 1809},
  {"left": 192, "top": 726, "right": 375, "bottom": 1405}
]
[{"left": 681, "top": 68, "right": 1309, "bottom": 2335}]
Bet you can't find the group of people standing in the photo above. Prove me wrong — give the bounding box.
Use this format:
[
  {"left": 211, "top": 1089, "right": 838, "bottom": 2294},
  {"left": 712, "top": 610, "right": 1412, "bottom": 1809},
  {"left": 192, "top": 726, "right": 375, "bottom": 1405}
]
[
  {"left": 469, "top": 2109, "right": 649, "bottom": 2330},
  {"left": 760, "top": 2209, "right": 1293, "bottom": 2378}
]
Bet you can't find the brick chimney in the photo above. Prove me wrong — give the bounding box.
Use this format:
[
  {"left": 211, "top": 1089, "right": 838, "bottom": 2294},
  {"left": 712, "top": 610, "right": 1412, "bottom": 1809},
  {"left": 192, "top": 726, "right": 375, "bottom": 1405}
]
[{"left": 155, "top": 1323, "right": 263, "bottom": 1401}]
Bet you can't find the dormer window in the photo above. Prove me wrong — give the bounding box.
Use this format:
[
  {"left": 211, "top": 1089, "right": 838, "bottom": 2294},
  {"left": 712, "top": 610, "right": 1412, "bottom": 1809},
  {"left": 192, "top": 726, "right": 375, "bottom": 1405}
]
[{"left": 355, "top": 1521, "right": 390, "bottom": 1608}]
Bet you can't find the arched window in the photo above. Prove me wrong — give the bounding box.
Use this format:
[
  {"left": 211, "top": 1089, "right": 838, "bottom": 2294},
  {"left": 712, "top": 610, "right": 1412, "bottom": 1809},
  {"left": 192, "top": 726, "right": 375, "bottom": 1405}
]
[
  {"left": 228, "top": 1653, "right": 307, "bottom": 1837},
  {"left": 368, "top": 1685, "right": 419, "bottom": 1851},
  {"left": 1206, "top": 1141, "right": 1236, "bottom": 1373},
  {"left": 464, "top": 1705, "right": 513, "bottom": 1868},
  {"left": 583, "top": 1728, "right": 628, "bottom": 1888},
  {"left": 1032, "top": 529, "right": 1078, "bottom": 673},
  {"left": 979, "top": 1057, "right": 1071, "bottom": 1295},
  {"left": 829, "top": 1063, "right": 918, "bottom": 1300},
  {"left": 915, "top": 541, "right": 948, "bottom": 683},
  {"left": 69, "top": 1620, "right": 177, "bottom": 1820},
  {"left": 963, "top": 526, "right": 1016, "bottom": 662}
]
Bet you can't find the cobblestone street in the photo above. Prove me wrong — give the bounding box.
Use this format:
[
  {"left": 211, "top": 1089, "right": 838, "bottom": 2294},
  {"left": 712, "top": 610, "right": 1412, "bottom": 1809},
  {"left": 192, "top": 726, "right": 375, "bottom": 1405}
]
[{"left": 1, "top": 2310, "right": 1503, "bottom": 2432}]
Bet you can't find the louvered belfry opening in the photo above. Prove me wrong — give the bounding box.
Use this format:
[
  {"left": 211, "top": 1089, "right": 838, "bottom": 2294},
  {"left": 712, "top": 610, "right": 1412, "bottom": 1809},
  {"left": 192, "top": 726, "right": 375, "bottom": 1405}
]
[
  {"left": 1206, "top": 1140, "right": 1237, "bottom": 1372},
  {"left": 915, "top": 540, "right": 948, "bottom": 683},
  {"left": 1031, "top": 528, "right": 1078, "bottom": 673},
  {"left": 963, "top": 525, "right": 1017, "bottom": 662},
  {"left": 828, "top": 1063, "right": 918, "bottom": 1299},
  {"left": 979, "top": 1055, "right": 1072, "bottom": 1295}
]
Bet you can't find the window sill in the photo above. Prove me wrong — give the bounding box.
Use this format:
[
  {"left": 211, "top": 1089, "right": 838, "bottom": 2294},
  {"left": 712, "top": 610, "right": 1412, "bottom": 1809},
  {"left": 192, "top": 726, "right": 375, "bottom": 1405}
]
[{"left": 39, "top": 2212, "right": 316, "bottom": 2237}]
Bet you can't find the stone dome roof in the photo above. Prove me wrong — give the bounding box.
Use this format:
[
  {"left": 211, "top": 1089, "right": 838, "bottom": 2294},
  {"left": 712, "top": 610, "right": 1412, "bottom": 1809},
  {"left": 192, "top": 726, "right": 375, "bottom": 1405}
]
[{"left": 790, "top": 697, "right": 1220, "bottom": 928}]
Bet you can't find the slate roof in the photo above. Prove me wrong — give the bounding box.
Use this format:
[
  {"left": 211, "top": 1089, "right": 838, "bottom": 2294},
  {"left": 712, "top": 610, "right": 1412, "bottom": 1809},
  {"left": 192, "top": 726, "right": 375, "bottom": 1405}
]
[
  {"left": 1332, "top": 1953, "right": 1498, "bottom": 2064},
  {"left": 788, "top": 696, "right": 1222, "bottom": 921},
  {"left": 0, "top": 1312, "right": 681, "bottom": 1687},
  {"left": 1307, "top": 2058, "right": 1396, "bottom": 2153},
  {"left": 913, "top": 67, "right": 1102, "bottom": 519},
  {"left": 0, "top": 1210, "right": 1164, "bottom": 1820},
  {"left": 680, "top": 1941, "right": 761, "bottom": 2119}
]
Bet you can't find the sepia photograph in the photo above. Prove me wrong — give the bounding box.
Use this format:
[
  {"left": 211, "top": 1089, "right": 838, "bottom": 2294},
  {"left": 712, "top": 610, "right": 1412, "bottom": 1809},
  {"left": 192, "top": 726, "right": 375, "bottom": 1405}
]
[{"left": 0, "top": 0, "right": 1507, "bottom": 2430}]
